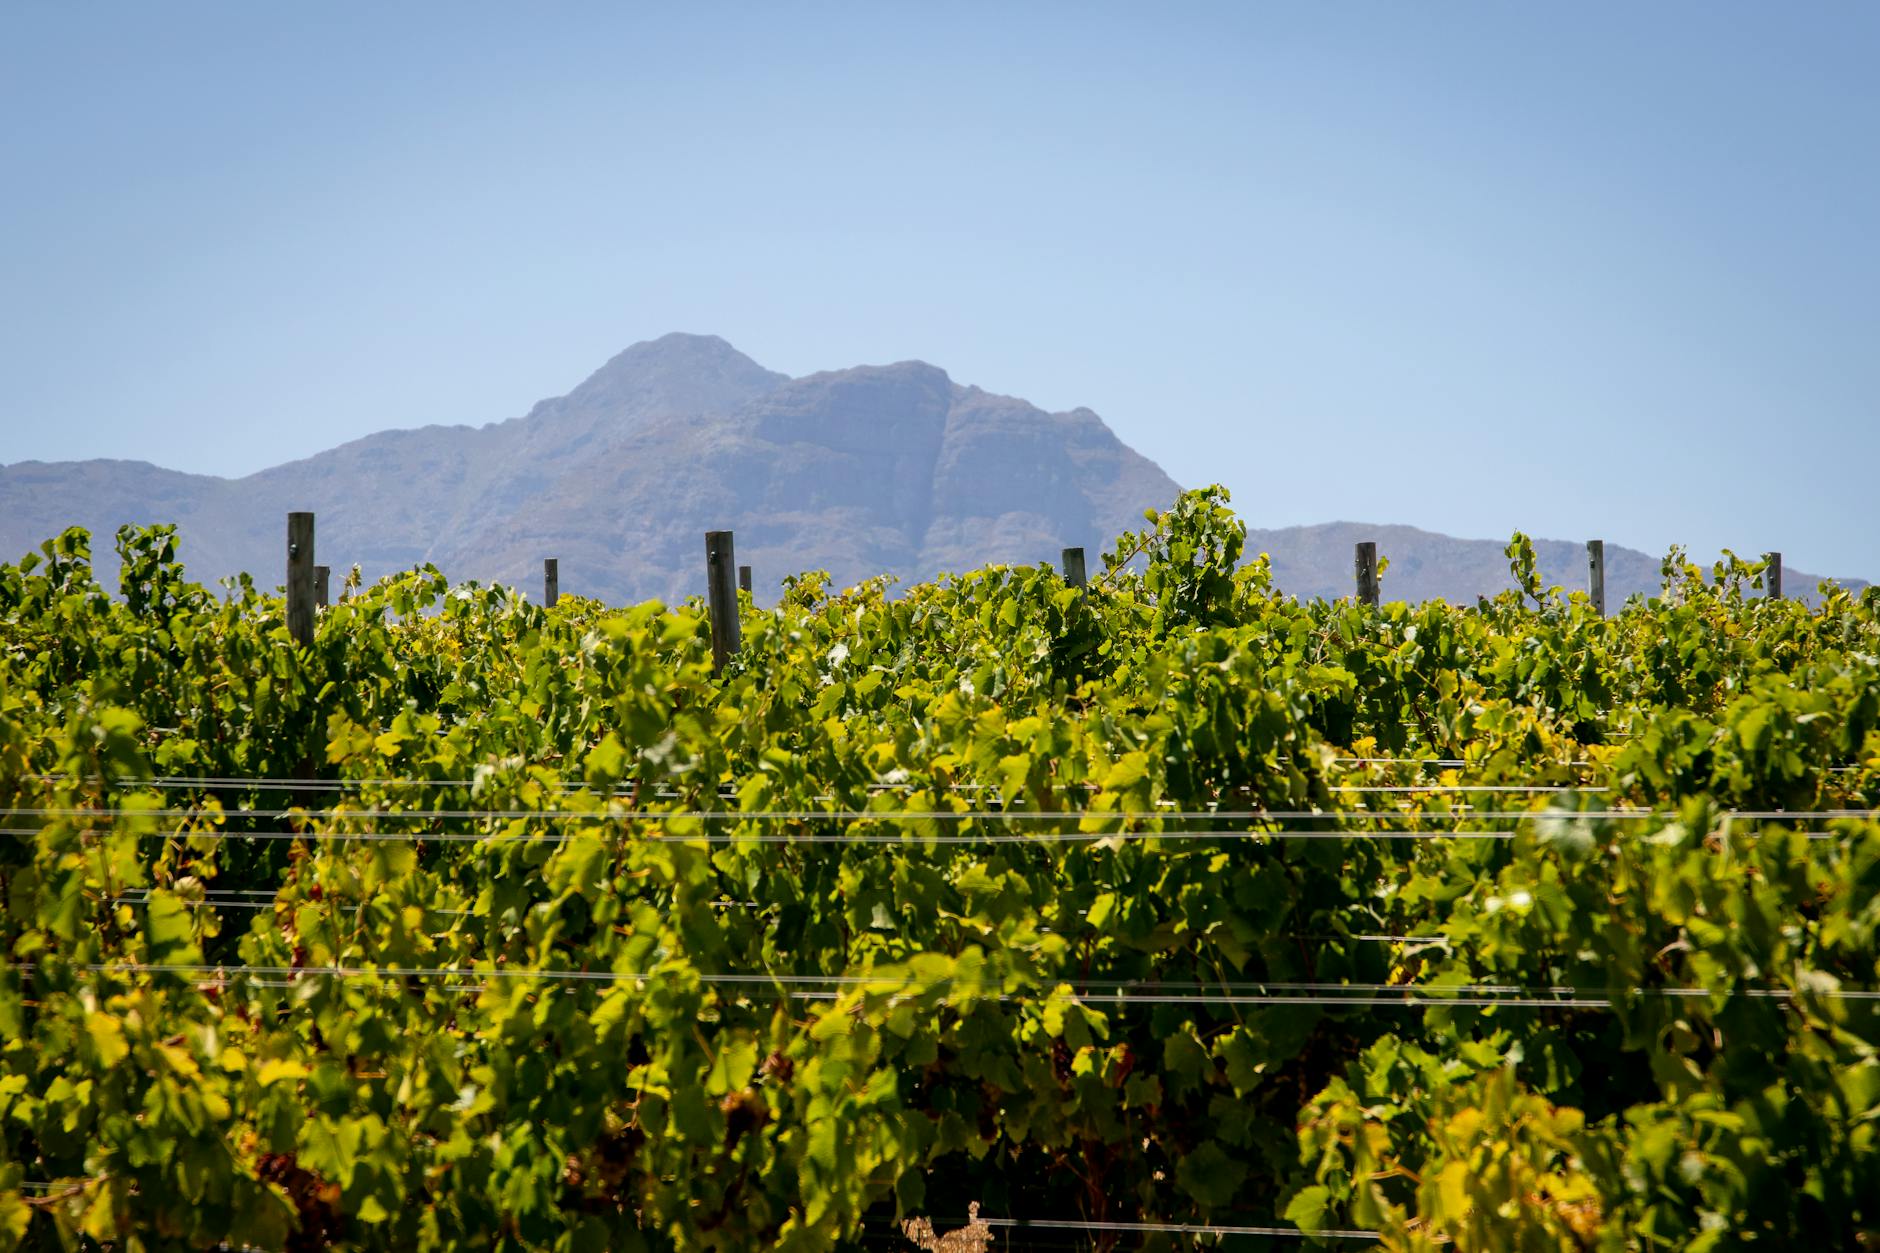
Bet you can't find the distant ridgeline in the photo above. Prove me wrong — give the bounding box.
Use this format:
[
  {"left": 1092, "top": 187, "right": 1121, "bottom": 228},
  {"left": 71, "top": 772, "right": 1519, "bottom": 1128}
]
[{"left": 0, "top": 333, "right": 1863, "bottom": 604}]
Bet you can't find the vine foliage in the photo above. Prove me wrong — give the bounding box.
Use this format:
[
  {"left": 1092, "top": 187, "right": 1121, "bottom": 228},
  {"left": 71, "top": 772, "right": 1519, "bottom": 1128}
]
[{"left": 1, "top": 489, "right": 1877, "bottom": 1249}]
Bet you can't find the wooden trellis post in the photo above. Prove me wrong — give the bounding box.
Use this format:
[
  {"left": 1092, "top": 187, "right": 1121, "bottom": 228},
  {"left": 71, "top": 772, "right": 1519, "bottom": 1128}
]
[
  {"left": 1586, "top": 540, "right": 1606, "bottom": 616},
  {"left": 286, "top": 512, "right": 315, "bottom": 645},
  {"left": 544, "top": 558, "right": 559, "bottom": 607},
  {"left": 1354, "top": 541, "right": 1379, "bottom": 607},
  {"left": 706, "top": 531, "right": 740, "bottom": 673},
  {"left": 1061, "top": 547, "right": 1087, "bottom": 588}
]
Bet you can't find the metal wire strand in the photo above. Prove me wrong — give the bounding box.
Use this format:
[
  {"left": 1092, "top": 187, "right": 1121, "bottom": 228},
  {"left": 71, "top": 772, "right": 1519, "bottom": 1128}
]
[
  {"left": 4, "top": 821, "right": 1854, "bottom": 846},
  {"left": 977, "top": 1216, "right": 1382, "bottom": 1241},
  {"left": 3, "top": 804, "right": 1870, "bottom": 821},
  {"left": 13, "top": 962, "right": 1876, "bottom": 1008},
  {"left": 0, "top": 825, "right": 1539, "bottom": 844}
]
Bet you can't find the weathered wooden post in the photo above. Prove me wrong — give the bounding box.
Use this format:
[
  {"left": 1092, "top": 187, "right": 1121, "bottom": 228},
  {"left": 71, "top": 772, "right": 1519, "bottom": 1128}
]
[
  {"left": 1354, "top": 541, "right": 1379, "bottom": 607},
  {"left": 705, "top": 531, "right": 740, "bottom": 673},
  {"left": 544, "top": 558, "right": 559, "bottom": 607},
  {"left": 1061, "top": 546, "right": 1088, "bottom": 588},
  {"left": 738, "top": 565, "right": 752, "bottom": 595},
  {"left": 313, "top": 565, "right": 330, "bottom": 610},
  {"left": 1764, "top": 552, "right": 1783, "bottom": 600},
  {"left": 1586, "top": 540, "right": 1606, "bottom": 617},
  {"left": 286, "top": 512, "right": 315, "bottom": 645}
]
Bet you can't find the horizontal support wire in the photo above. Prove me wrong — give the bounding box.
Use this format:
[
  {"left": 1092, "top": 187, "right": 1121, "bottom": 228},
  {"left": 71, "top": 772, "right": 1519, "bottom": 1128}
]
[
  {"left": 0, "top": 747, "right": 1861, "bottom": 789},
  {"left": 105, "top": 892, "right": 755, "bottom": 913},
  {"left": 26, "top": 766, "right": 1862, "bottom": 789},
  {"left": 0, "top": 825, "right": 1542, "bottom": 844},
  {"left": 3, "top": 805, "right": 1871, "bottom": 821},
  {"left": 0, "top": 799, "right": 1616, "bottom": 819},
  {"left": 12, "top": 824, "right": 1848, "bottom": 845},
  {"left": 112, "top": 896, "right": 477, "bottom": 915},
  {"left": 1330, "top": 784, "right": 1608, "bottom": 793},
  {"left": 98, "top": 894, "right": 1427, "bottom": 934},
  {"left": 2, "top": 821, "right": 1858, "bottom": 845},
  {"left": 30, "top": 764, "right": 1614, "bottom": 786},
  {"left": 23, "top": 754, "right": 1863, "bottom": 790},
  {"left": 982, "top": 1216, "right": 1380, "bottom": 1241},
  {"left": 11, "top": 963, "right": 1875, "bottom": 1008},
  {"left": 11, "top": 1188, "right": 1379, "bottom": 1241},
  {"left": 865, "top": 1214, "right": 1381, "bottom": 1241}
]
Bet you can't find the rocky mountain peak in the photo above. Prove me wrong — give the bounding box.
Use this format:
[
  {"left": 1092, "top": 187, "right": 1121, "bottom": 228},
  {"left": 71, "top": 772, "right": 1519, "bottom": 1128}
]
[{"left": 558, "top": 332, "right": 786, "bottom": 418}]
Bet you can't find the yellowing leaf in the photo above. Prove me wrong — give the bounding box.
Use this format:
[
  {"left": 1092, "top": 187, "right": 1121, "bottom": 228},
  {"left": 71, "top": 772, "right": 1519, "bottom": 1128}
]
[
  {"left": 155, "top": 1043, "right": 200, "bottom": 1077},
  {"left": 0, "top": 1190, "right": 31, "bottom": 1243},
  {"left": 1437, "top": 1160, "right": 1471, "bottom": 1220},
  {"left": 84, "top": 1014, "right": 129, "bottom": 1068},
  {"left": 257, "top": 1059, "right": 310, "bottom": 1086},
  {"left": 80, "top": 1181, "right": 121, "bottom": 1241}
]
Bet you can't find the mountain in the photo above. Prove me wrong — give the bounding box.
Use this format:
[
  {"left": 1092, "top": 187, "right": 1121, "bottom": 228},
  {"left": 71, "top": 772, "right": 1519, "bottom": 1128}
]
[
  {"left": 0, "top": 334, "right": 1863, "bottom": 606},
  {"left": 0, "top": 335, "right": 1171, "bottom": 603}
]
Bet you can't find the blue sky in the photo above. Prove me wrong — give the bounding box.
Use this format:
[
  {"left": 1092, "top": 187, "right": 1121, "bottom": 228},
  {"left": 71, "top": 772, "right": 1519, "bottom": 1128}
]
[{"left": 2, "top": 4, "right": 1875, "bottom": 577}]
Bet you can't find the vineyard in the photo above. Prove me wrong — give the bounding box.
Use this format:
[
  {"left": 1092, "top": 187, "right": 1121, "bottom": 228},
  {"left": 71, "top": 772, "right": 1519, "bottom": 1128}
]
[{"left": 2, "top": 486, "right": 1879, "bottom": 1251}]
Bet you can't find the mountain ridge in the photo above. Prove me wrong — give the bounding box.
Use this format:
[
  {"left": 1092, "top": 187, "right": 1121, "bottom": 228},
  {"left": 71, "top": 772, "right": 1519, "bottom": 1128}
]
[{"left": 0, "top": 334, "right": 1863, "bottom": 605}]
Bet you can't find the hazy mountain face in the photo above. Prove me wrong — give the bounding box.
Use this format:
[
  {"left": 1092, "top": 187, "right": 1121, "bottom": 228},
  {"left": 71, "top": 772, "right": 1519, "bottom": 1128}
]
[
  {"left": 0, "top": 333, "right": 1860, "bottom": 605},
  {"left": 0, "top": 335, "right": 1176, "bottom": 603}
]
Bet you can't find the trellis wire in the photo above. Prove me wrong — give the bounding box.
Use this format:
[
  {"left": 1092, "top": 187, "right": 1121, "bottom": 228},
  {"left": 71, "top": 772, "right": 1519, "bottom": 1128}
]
[
  {"left": 12, "top": 824, "right": 1852, "bottom": 846},
  {"left": 3, "top": 818, "right": 1859, "bottom": 846},
  {"left": 3, "top": 1187, "right": 1380, "bottom": 1242},
  {"left": 13, "top": 962, "right": 1877, "bottom": 1009},
  {"left": 99, "top": 894, "right": 1438, "bottom": 937},
  {"left": 32, "top": 763, "right": 1616, "bottom": 786},
  {"left": 866, "top": 1213, "right": 1382, "bottom": 1241},
  {"left": 4, "top": 805, "right": 1870, "bottom": 821},
  {"left": 2, "top": 825, "right": 1540, "bottom": 844},
  {"left": 978, "top": 1215, "right": 1381, "bottom": 1240}
]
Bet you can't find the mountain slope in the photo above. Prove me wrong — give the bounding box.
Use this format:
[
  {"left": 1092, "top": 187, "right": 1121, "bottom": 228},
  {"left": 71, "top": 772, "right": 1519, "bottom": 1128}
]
[
  {"left": 444, "top": 356, "right": 1185, "bottom": 603},
  {"left": 0, "top": 335, "right": 1182, "bottom": 603},
  {"left": 0, "top": 334, "right": 1862, "bottom": 605}
]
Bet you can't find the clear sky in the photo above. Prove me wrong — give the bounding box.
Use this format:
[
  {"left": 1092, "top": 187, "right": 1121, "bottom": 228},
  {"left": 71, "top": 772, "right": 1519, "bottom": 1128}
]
[{"left": 2, "top": 4, "right": 1875, "bottom": 577}]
